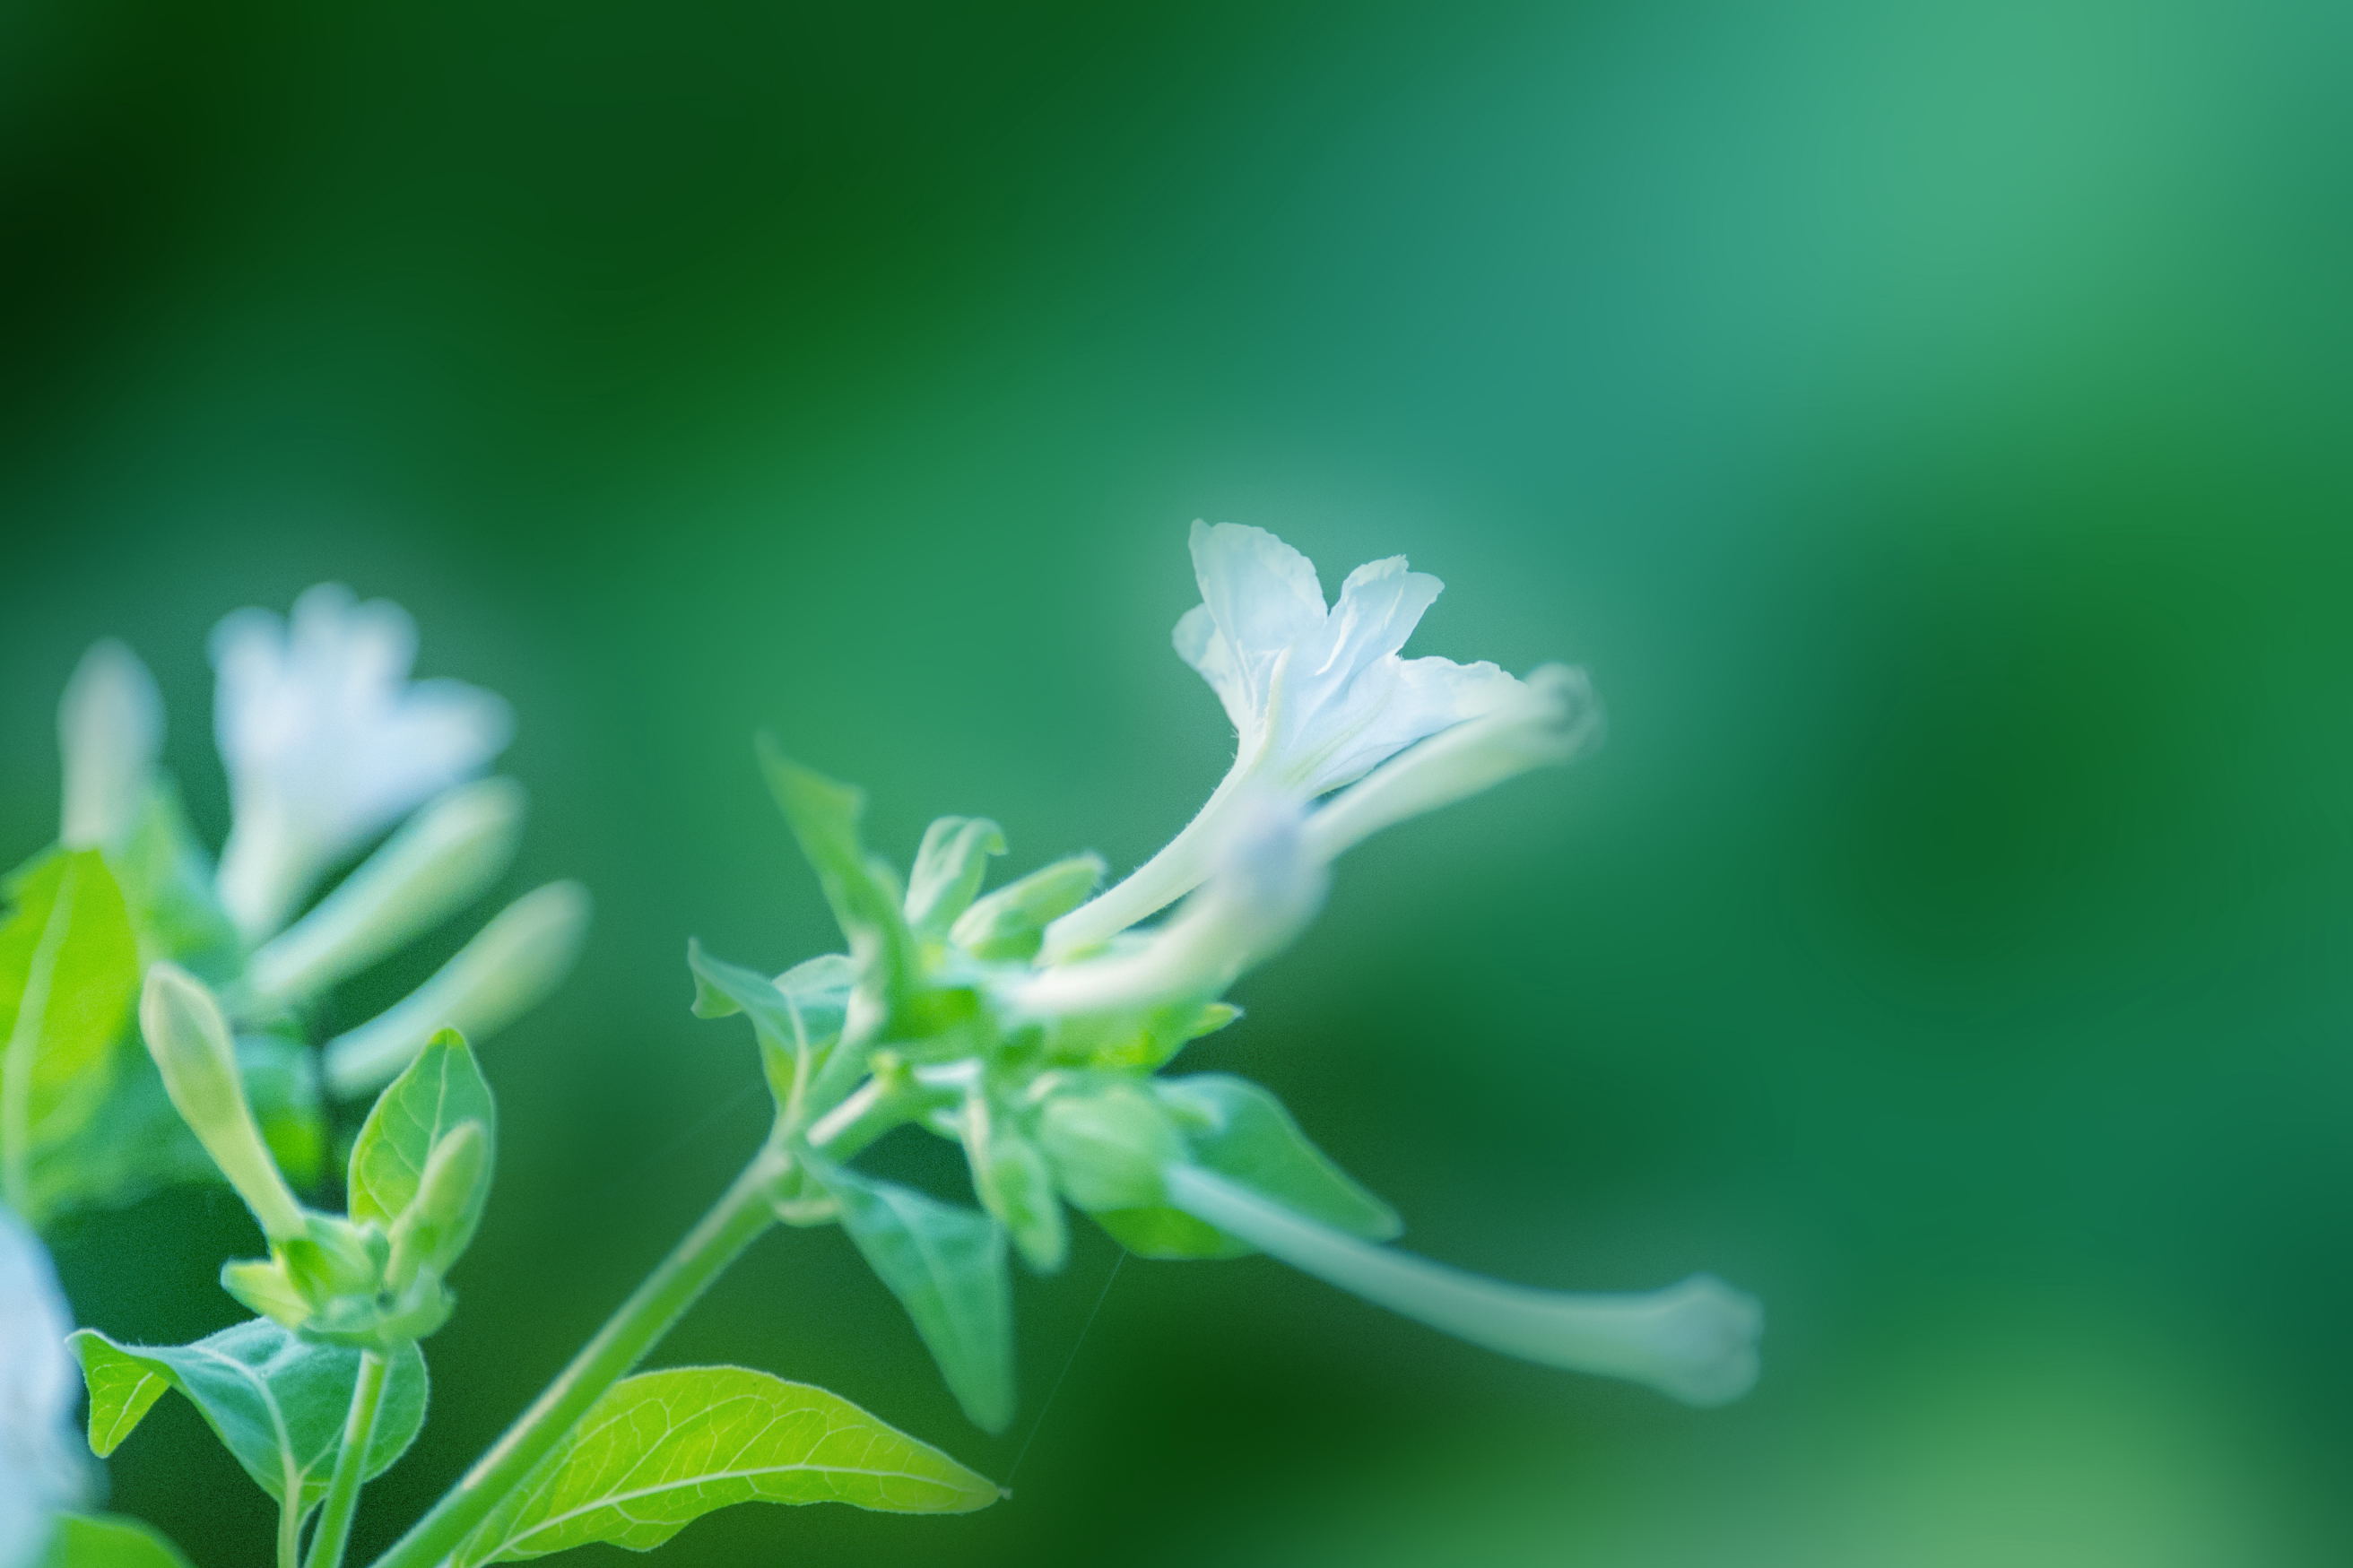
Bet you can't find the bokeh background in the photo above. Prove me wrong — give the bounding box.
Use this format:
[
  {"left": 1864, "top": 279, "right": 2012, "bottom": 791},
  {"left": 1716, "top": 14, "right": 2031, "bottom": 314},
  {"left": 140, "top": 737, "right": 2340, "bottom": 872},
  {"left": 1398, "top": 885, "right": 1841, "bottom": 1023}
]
[{"left": 5, "top": 1, "right": 2352, "bottom": 1563}]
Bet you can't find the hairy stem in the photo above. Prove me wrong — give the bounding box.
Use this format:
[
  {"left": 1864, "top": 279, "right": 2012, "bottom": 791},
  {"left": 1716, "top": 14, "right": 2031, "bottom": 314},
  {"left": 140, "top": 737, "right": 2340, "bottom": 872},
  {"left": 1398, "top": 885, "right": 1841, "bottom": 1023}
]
[
  {"left": 365, "top": 1143, "right": 787, "bottom": 1568},
  {"left": 303, "top": 1349, "right": 388, "bottom": 1568}
]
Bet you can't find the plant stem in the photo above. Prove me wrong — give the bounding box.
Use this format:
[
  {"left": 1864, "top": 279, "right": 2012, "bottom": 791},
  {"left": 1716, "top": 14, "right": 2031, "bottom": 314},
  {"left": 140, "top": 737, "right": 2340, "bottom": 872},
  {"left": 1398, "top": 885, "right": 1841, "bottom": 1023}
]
[
  {"left": 364, "top": 1143, "right": 787, "bottom": 1568},
  {"left": 304, "top": 1349, "right": 388, "bottom": 1568},
  {"left": 277, "top": 1494, "right": 302, "bottom": 1568}
]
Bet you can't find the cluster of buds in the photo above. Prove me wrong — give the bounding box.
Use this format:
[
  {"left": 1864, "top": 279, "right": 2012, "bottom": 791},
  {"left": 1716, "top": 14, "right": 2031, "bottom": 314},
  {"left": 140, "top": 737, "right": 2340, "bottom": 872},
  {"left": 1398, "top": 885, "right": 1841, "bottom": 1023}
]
[
  {"left": 700, "top": 524, "right": 1760, "bottom": 1429},
  {"left": 15, "top": 585, "right": 586, "bottom": 1229},
  {"left": 143, "top": 966, "right": 495, "bottom": 1351}
]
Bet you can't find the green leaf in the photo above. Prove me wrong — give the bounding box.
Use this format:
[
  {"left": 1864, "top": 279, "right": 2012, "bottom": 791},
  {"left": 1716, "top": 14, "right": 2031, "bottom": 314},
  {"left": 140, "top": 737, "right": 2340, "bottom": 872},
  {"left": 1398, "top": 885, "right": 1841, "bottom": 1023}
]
[
  {"left": 348, "top": 1029, "right": 495, "bottom": 1259},
  {"left": 754, "top": 748, "right": 920, "bottom": 1027},
  {"left": 812, "top": 1161, "right": 1014, "bottom": 1433},
  {"left": 1090, "top": 1075, "right": 1400, "bottom": 1260},
  {"left": 904, "top": 818, "right": 1005, "bottom": 939},
  {"left": 687, "top": 942, "right": 826, "bottom": 1109},
  {"left": 451, "top": 1365, "right": 998, "bottom": 1563},
  {"left": 39, "top": 1513, "right": 196, "bottom": 1568},
  {"left": 2, "top": 849, "right": 139, "bottom": 1217},
  {"left": 110, "top": 780, "right": 241, "bottom": 979},
  {"left": 70, "top": 1321, "right": 429, "bottom": 1514}
]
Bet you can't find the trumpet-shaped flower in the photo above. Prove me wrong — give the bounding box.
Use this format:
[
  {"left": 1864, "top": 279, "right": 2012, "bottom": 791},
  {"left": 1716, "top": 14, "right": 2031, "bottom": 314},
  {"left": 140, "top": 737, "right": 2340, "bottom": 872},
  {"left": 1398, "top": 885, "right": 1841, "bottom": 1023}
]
[
  {"left": 1045, "top": 524, "right": 1522, "bottom": 959},
  {"left": 213, "top": 585, "right": 512, "bottom": 942},
  {"left": 0, "top": 1207, "right": 80, "bottom": 1568}
]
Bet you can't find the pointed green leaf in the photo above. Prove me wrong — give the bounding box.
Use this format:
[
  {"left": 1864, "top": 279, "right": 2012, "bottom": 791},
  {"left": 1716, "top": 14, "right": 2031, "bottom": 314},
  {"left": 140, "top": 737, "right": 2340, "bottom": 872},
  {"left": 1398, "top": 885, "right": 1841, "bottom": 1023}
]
[
  {"left": 40, "top": 1513, "right": 196, "bottom": 1568},
  {"left": 754, "top": 748, "right": 918, "bottom": 1018},
  {"left": 348, "top": 1030, "right": 496, "bottom": 1258},
  {"left": 904, "top": 818, "right": 1005, "bottom": 939},
  {"left": 69, "top": 1321, "right": 429, "bottom": 1513},
  {"left": 1091, "top": 1074, "right": 1400, "bottom": 1260},
  {"left": 2, "top": 849, "right": 139, "bottom": 1217},
  {"left": 813, "top": 1161, "right": 1014, "bottom": 1432},
  {"left": 451, "top": 1365, "right": 997, "bottom": 1563},
  {"left": 687, "top": 942, "right": 827, "bottom": 1108}
]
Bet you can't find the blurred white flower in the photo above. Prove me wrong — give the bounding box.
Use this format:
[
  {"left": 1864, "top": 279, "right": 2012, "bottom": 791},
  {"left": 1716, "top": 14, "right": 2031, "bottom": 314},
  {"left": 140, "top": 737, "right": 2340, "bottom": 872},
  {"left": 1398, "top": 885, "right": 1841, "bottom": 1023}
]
[
  {"left": 1045, "top": 523, "right": 1521, "bottom": 959},
  {"left": 0, "top": 1208, "right": 81, "bottom": 1568},
  {"left": 213, "top": 585, "right": 512, "bottom": 943},
  {"left": 57, "top": 639, "right": 162, "bottom": 854}
]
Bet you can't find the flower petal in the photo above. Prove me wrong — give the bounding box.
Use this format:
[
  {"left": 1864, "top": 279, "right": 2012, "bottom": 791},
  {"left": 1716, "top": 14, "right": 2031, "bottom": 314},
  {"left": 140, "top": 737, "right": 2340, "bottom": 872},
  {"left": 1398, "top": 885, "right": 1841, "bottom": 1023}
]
[{"left": 1188, "top": 521, "right": 1326, "bottom": 666}]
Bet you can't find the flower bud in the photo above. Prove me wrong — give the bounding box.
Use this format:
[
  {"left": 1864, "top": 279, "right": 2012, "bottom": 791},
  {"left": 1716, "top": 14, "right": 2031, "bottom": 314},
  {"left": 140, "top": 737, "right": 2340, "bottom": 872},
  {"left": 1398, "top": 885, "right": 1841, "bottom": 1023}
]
[
  {"left": 57, "top": 640, "right": 161, "bottom": 855},
  {"left": 246, "top": 778, "right": 526, "bottom": 1006},
  {"left": 962, "top": 1096, "right": 1066, "bottom": 1272},
  {"left": 322, "top": 880, "right": 590, "bottom": 1097},
  {"left": 1036, "top": 1080, "right": 1185, "bottom": 1212},
  {"left": 951, "top": 853, "right": 1106, "bottom": 962},
  {"left": 386, "top": 1120, "right": 491, "bottom": 1287},
  {"left": 1305, "top": 663, "right": 1602, "bottom": 862},
  {"left": 0, "top": 1208, "right": 81, "bottom": 1568},
  {"left": 139, "top": 965, "right": 306, "bottom": 1241}
]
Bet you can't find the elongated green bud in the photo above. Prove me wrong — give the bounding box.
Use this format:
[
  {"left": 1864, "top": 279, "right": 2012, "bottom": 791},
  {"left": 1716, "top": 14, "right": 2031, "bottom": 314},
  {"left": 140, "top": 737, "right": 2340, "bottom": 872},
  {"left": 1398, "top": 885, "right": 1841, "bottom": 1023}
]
[
  {"left": 322, "top": 880, "right": 590, "bottom": 1097},
  {"left": 1166, "top": 1165, "right": 1761, "bottom": 1406},
  {"left": 58, "top": 639, "right": 161, "bottom": 853},
  {"left": 387, "top": 1120, "right": 491, "bottom": 1286},
  {"left": 246, "top": 778, "right": 526, "bottom": 1006},
  {"left": 951, "top": 853, "right": 1106, "bottom": 961},
  {"left": 963, "top": 1095, "right": 1067, "bottom": 1272},
  {"left": 139, "top": 964, "right": 306, "bottom": 1241}
]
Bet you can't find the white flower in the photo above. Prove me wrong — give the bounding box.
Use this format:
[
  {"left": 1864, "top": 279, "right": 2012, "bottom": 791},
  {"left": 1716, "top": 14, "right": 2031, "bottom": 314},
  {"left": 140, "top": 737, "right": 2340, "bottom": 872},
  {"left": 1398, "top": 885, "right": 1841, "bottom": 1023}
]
[
  {"left": 0, "top": 1208, "right": 81, "bottom": 1568},
  {"left": 57, "top": 639, "right": 162, "bottom": 854},
  {"left": 1306, "top": 663, "right": 1603, "bottom": 862},
  {"left": 1011, "top": 793, "right": 1324, "bottom": 1019},
  {"left": 213, "top": 585, "right": 512, "bottom": 943},
  {"left": 1044, "top": 524, "right": 1522, "bottom": 960}
]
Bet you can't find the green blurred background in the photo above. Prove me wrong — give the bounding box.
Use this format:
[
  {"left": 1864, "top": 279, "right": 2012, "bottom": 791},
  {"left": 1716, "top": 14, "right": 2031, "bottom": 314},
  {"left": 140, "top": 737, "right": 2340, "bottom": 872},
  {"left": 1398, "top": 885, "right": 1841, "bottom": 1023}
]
[{"left": 5, "top": 0, "right": 2351, "bottom": 1563}]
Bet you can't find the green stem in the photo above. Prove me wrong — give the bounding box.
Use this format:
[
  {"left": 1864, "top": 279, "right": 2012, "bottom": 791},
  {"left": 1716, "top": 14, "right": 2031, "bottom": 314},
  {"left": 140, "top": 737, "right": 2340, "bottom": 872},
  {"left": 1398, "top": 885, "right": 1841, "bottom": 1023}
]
[
  {"left": 304, "top": 1349, "right": 389, "bottom": 1568},
  {"left": 364, "top": 1143, "right": 787, "bottom": 1568},
  {"left": 277, "top": 1493, "right": 302, "bottom": 1568}
]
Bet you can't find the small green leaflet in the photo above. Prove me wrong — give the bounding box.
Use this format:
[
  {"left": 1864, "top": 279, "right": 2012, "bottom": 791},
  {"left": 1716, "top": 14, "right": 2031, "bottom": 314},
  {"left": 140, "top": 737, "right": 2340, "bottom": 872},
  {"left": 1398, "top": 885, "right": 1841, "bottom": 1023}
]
[
  {"left": 2, "top": 849, "right": 138, "bottom": 1217},
  {"left": 755, "top": 747, "right": 919, "bottom": 1023},
  {"left": 813, "top": 1160, "right": 1015, "bottom": 1432},
  {"left": 450, "top": 1365, "right": 999, "bottom": 1563},
  {"left": 39, "top": 1513, "right": 195, "bottom": 1568},
  {"left": 687, "top": 942, "right": 826, "bottom": 1109},
  {"left": 1092, "top": 1074, "right": 1401, "bottom": 1260},
  {"left": 348, "top": 1028, "right": 496, "bottom": 1251},
  {"left": 71, "top": 1320, "right": 429, "bottom": 1515}
]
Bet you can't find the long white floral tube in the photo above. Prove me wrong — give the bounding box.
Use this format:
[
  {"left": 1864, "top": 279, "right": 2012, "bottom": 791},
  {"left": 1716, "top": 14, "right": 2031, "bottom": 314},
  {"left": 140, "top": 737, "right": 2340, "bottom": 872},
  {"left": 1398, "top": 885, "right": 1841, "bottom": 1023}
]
[
  {"left": 1166, "top": 1165, "right": 1762, "bottom": 1407},
  {"left": 322, "top": 880, "right": 589, "bottom": 1097},
  {"left": 56, "top": 639, "right": 161, "bottom": 854},
  {"left": 0, "top": 1208, "right": 79, "bottom": 1568},
  {"left": 244, "top": 777, "right": 526, "bottom": 1008}
]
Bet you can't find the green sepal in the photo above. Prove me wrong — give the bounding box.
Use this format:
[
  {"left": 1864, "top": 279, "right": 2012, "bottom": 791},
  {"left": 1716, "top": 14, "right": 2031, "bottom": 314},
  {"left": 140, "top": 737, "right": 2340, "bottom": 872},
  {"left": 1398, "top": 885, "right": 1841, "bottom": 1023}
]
[
  {"left": 1045, "top": 998, "right": 1240, "bottom": 1072},
  {"left": 1090, "top": 1074, "right": 1401, "bottom": 1260},
  {"left": 905, "top": 817, "right": 1007, "bottom": 940},
  {"left": 39, "top": 1512, "right": 197, "bottom": 1568},
  {"left": 1, "top": 848, "right": 139, "bottom": 1218},
  {"left": 810, "top": 1157, "right": 1015, "bottom": 1432},
  {"left": 949, "top": 854, "right": 1105, "bottom": 962},
  {"left": 1034, "top": 1077, "right": 1183, "bottom": 1212},
  {"left": 70, "top": 1321, "right": 429, "bottom": 1516},
  {"left": 448, "top": 1365, "right": 998, "bottom": 1564}
]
